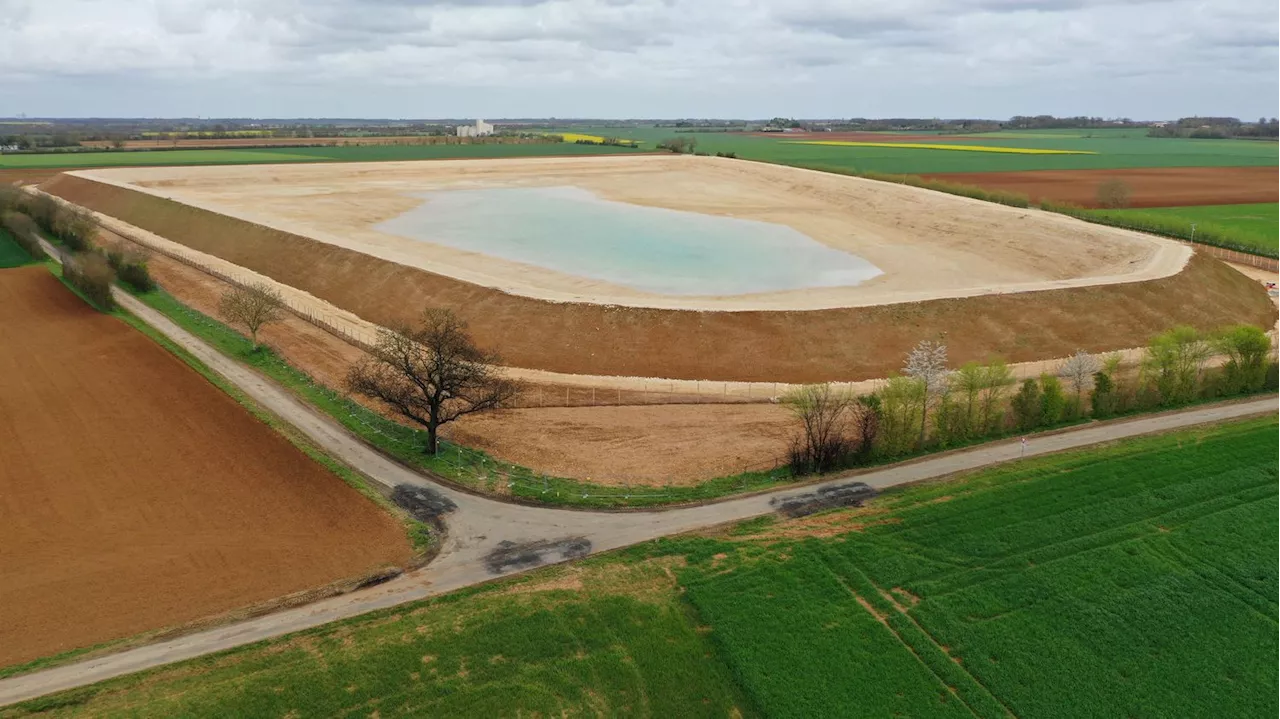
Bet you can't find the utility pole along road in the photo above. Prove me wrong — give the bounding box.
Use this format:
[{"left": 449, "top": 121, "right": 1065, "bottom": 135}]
[{"left": 0, "top": 278, "right": 1273, "bottom": 707}]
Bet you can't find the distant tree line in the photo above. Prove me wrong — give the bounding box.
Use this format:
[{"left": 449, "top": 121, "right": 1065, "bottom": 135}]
[
  {"left": 1147, "top": 117, "right": 1279, "bottom": 140},
  {"left": 786, "top": 327, "right": 1277, "bottom": 475}
]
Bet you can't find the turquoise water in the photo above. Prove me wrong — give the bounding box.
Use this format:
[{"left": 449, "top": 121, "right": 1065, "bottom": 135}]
[{"left": 374, "top": 186, "right": 882, "bottom": 296}]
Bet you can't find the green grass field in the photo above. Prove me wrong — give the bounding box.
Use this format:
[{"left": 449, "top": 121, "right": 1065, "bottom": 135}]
[
  {"left": 552, "top": 126, "right": 1278, "bottom": 174},
  {"left": 0, "top": 142, "right": 642, "bottom": 169},
  {"left": 0, "top": 229, "right": 36, "bottom": 268},
  {"left": 4, "top": 127, "right": 1273, "bottom": 174},
  {"left": 1085, "top": 203, "right": 1279, "bottom": 254},
  {"left": 8, "top": 416, "right": 1274, "bottom": 718},
  {"left": 679, "top": 416, "right": 1278, "bottom": 718}
]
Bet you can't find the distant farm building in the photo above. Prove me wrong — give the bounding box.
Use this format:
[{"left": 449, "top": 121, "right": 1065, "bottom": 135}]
[{"left": 457, "top": 119, "right": 494, "bottom": 138}]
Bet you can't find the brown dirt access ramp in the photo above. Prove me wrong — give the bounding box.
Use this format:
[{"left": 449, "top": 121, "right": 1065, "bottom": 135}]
[
  {"left": 43, "top": 173, "right": 1276, "bottom": 383},
  {"left": 0, "top": 266, "right": 410, "bottom": 669},
  {"left": 922, "top": 166, "right": 1278, "bottom": 208}
]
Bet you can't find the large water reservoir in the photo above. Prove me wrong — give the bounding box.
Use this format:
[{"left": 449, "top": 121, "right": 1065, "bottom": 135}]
[{"left": 374, "top": 186, "right": 882, "bottom": 296}]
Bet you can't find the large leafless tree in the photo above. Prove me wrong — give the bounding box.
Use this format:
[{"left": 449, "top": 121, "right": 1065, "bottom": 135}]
[
  {"left": 218, "top": 281, "right": 285, "bottom": 351},
  {"left": 783, "top": 383, "right": 855, "bottom": 474},
  {"left": 346, "top": 308, "right": 522, "bottom": 454}
]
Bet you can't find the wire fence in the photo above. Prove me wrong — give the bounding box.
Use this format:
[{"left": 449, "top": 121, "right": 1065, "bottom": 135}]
[{"left": 1196, "top": 245, "right": 1279, "bottom": 271}]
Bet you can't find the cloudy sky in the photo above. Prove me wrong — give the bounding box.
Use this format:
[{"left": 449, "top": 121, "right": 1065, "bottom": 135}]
[{"left": 0, "top": 0, "right": 1275, "bottom": 120}]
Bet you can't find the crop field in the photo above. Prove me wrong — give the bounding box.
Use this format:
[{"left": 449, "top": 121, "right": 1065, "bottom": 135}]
[
  {"left": 10, "top": 416, "right": 1275, "bottom": 718},
  {"left": 0, "top": 265, "right": 411, "bottom": 671},
  {"left": 681, "top": 416, "right": 1278, "bottom": 718},
  {"left": 1087, "top": 202, "right": 1279, "bottom": 254},
  {"left": 0, "top": 142, "right": 642, "bottom": 169},
  {"left": 787, "top": 140, "right": 1095, "bottom": 155},
  {"left": 548, "top": 126, "right": 1277, "bottom": 174}
]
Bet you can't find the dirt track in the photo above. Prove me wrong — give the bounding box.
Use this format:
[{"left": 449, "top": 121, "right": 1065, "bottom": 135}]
[
  {"left": 41, "top": 164, "right": 1275, "bottom": 383},
  {"left": 0, "top": 267, "right": 410, "bottom": 669},
  {"left": 923, "top": 166, "right": 1278, "bottom": 208}
]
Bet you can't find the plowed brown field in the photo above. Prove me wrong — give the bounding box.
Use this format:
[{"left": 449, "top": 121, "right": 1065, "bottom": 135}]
[
  {"left": 922, "top": 167, "right": 1279, "bottom": 208},
  {"left": 0, "top": 267, "right": 411, "bottom": 669}
]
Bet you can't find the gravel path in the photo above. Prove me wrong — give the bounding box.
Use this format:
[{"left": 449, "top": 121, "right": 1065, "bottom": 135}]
[{"left": 0, "top": 259, "right": 1273, "bottom": 706}]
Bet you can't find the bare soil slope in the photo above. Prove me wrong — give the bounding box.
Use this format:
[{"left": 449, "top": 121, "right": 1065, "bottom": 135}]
[
  {"left": 923, "top": 167, "right": 1278, "bottom": 208},
  {"left": 126, "top": 249, "right": 795, "bottom": 483},
  {"left": 0, "top": 267, "right": 411, "bottom": 669},
  {"left": 43, "top": 172, "right": 1276, "bottom": 382}
]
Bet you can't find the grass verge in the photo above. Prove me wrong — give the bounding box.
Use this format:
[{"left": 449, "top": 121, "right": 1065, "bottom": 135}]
[{"left": 0, "top": 228, "right": 36, "bottom": 268}]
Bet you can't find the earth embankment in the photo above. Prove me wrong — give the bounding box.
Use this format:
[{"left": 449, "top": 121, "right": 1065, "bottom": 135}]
[{"left": 42, "top": 172, "right": 1277, "bottom": 383}]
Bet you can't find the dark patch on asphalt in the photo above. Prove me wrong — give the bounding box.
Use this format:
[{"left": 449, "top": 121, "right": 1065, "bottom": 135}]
[
  {"left": 770, "top": 482, "right": 877, "bottom": 518},
  {"left": 484, "top": 537, "right": 592, "bottom": 575},
  {"left": 391, "top": 484, "right": 457, "bottom": 522}
]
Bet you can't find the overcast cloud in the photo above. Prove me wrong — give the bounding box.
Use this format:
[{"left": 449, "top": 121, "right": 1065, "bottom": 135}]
[{"left": 0, "top": 0, "right": 1275, "bottom": 119}]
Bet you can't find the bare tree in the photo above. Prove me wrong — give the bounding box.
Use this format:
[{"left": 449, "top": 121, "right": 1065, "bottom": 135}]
[
  {"left": 346, "top": 308, "right": 522, "bottom": 454},
  {"left": 1058, "top": 350, "right": 1100, "bottom": 403},
  {"left": 783, "top": 383, "right": 854, "bottom": 474},
  {"left": 903, "top": 339, "right": 950, "bottom": 447},
  {"left": 218, "top": 281, "right": 284, "bottom": 351}
]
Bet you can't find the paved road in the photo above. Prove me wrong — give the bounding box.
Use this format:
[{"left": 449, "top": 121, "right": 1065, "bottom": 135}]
[{"left": 0, "top": 276, "right": 1274, "bottom": 706}]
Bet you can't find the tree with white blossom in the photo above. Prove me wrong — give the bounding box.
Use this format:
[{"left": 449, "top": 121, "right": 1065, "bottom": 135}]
[
  {"left": 903, "top": 339, "right": 950, "bottom": 447},
  {"left": 1058, "top": 350, "right": 1100, "bottom": 405}
]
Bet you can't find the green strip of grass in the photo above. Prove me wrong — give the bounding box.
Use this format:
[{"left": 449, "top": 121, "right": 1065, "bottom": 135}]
[{"left": 0, "top": 228, "right": 36, "bottom": 268}]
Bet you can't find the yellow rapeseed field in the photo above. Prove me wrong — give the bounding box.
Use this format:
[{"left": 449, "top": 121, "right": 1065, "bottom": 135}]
[
  {"left": 786, "top": 141, "right": 1096, "bottom": 155},
  {"left": 556, "top": 132, "right": 636, "bottom": 144}
]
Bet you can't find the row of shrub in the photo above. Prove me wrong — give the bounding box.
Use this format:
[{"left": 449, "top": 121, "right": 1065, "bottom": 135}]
[
  {"left": 0, "top": 185, "right": 157, "bottom": 306},
  {"left": 785, "top": 323, "right": 1277, "bottom": 475}
]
